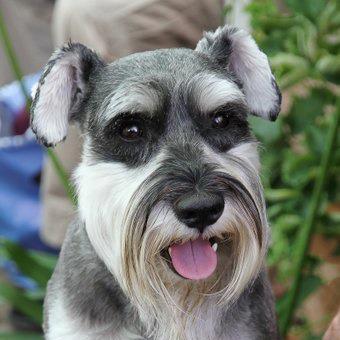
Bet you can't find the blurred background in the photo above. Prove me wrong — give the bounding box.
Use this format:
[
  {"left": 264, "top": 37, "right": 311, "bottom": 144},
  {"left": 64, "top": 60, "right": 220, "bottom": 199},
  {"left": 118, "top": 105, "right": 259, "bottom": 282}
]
[{"left": 0, "top": 0, "right": 339, "bottom": 339}]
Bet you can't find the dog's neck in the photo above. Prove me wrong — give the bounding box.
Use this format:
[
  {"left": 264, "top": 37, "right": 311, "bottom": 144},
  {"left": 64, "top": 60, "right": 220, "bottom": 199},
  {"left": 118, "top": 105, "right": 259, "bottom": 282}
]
[
  {"left": 137, "top": 253, "right": 233, "bottom": 339},
  {"left": 52, "top": 221, "right": 277, "bottom": 340},
  {"left": 130, "top": 277, "right": 266, "bottom": 340},
  {"left": 144, "top": 297, "right": 222, "bottom": 340}
]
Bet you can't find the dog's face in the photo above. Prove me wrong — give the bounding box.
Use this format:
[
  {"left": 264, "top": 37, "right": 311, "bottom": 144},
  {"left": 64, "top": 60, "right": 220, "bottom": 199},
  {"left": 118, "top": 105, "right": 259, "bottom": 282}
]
[{"left": 31, "top": 26, "right": 280, "bottom": 331}]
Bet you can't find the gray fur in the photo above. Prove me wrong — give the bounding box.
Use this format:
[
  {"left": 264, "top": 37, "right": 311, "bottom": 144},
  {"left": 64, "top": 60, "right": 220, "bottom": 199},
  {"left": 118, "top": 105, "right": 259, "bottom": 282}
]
[
  {"left": 45, "top": 220, "right": 279, "bottom": 339},
  {"left": 31, "top": 25, "right": 281, "bottom": 339},
  {"left": 44, "top": 221, "right": 137, "bottom": 334}
]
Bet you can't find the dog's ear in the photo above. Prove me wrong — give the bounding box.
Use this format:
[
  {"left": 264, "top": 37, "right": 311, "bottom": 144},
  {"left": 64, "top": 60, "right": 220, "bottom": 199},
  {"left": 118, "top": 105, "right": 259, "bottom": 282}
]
[
  {"left": 30, "top": 43, "right": 105, "bottom": 147},
  {"left": 195, "top": 26, "right": 281, "bottom": 121}
]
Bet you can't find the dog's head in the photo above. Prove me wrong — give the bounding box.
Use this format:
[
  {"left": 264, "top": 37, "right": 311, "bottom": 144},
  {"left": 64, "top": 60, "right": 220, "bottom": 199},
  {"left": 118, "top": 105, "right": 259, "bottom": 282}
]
[{"left": 31, "top": 25, "right": 280, "bottom": 332}]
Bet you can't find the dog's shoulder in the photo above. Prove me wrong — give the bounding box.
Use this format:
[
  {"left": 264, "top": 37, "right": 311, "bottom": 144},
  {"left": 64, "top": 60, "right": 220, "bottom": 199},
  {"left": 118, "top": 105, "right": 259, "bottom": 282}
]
[
  {"left": 219, "top": 271, "right": 280, "bottom": 340},
  {"left": 45, "top": 219, "right": 133, "bottom": 333}
]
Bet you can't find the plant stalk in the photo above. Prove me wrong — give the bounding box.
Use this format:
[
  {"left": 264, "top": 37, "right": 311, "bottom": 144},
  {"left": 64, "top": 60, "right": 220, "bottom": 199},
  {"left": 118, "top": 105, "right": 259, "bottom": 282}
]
[
  {"left": 0, "top": 8, "right": 76, "bottom": 206},
  {"left": 280, "top": 100, "right": 340, "bottom": 335}
]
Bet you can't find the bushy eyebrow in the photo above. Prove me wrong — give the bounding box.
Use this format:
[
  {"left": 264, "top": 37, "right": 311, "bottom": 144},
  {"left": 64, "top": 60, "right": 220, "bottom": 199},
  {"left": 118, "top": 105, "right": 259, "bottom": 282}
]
[
  {"left": 101, "top": 80, "right": 164, "bottom": 122},
  {"left": 189, "top": 73, "right": 246, "bottom": 114},
  {"left": 207, "top": 101, "right": 249, "bottom": 117}
]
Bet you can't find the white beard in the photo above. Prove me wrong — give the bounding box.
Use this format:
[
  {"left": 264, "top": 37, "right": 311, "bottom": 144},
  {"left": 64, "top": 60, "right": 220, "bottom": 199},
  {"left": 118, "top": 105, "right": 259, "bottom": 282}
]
[{"left": 74, "top": 141, "right": 268, "bottom": 340}]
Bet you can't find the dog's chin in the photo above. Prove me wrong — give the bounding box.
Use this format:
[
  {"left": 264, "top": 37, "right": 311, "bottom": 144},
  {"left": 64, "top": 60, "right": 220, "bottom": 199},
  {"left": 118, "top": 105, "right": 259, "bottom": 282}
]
[{"left": 160, "top": 235, "right": 230, "bottom": 282}]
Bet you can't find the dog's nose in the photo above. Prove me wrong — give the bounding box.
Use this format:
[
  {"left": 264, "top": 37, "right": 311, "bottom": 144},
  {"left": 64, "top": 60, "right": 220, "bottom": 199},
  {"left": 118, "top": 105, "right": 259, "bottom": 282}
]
[{"left": 174, "top": 192, "right": 224, "bottom": 233}]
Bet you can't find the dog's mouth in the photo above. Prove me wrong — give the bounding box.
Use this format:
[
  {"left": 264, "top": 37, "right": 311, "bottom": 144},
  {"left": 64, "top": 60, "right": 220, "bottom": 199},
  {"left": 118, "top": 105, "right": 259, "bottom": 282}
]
[{"left": 161, "top": 237, "right": 219, "bottom": 280}]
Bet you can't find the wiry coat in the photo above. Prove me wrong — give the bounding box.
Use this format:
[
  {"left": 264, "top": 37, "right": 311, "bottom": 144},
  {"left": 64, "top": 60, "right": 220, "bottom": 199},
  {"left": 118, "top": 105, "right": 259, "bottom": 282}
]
[{"left": 31, "top": 25, "right": 281, "bottom": 339}]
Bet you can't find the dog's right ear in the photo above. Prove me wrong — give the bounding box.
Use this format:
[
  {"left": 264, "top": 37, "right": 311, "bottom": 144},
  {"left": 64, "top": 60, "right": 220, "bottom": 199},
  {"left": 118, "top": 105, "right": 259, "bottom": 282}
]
[
  {"left": 195, "top": 26, "right": 281, "bottom": 121},
  {"left": 30, "top": 43, "right": 105, "bottom": 147}
]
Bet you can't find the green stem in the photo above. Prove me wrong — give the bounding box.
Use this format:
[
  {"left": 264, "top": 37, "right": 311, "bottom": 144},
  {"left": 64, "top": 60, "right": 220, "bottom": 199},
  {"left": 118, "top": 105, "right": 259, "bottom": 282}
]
[
  {"left": 0, "top": 8, "right": 76, "bottom": 206},
  {"left": 280, "top": 100, "right": 340, "bottom": 336}
]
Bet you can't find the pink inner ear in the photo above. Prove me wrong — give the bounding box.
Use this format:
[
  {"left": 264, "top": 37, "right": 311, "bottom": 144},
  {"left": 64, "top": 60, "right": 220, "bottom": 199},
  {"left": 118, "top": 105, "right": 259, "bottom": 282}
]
[{"left": 32, "top": 63, "right": 74, "bottom": 145}]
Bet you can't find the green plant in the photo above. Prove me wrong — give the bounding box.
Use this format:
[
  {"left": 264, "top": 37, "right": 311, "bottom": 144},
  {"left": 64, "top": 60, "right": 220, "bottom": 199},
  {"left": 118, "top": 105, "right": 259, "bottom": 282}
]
[
  {"left": 247, "top": 0, "right": 340, "bottom": 337},
  {"left": 0, "top": 239, "right": 56, "bottom": 338}
]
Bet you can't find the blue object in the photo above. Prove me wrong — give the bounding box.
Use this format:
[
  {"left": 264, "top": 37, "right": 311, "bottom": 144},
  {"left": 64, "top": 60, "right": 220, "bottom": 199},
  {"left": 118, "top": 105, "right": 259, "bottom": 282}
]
[
  {"left": 0, "top": 133, "right": 43, "bottom": 242},
  {"left": 0, "top": 73, "right": 40, "bottom": 117},
  {"left": 0, "top": 74, "right": 59, "bottom": 289}
]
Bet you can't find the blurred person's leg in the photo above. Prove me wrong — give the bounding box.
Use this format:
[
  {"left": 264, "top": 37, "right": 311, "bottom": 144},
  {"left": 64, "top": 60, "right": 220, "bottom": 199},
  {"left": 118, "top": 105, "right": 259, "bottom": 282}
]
[
  {"left": 40, "top": 126, "right": 82, "bottom": 247},
  {"left": 40, "top": 0, "right": 223, "bottom": 247}
]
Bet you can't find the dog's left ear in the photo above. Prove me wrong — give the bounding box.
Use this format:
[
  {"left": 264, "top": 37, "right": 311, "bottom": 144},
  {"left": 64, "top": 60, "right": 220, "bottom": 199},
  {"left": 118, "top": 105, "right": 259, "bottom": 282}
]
[
  {"left": 30, "top": 43, "right": 105, "bottom": 147},
  {"left": 195, "top": 26, "right": 281, "bottom": 121}
]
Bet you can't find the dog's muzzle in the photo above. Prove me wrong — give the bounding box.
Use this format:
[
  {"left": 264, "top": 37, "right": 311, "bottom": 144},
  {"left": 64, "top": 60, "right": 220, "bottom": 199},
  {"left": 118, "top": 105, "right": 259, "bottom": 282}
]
[{"left": 168, "top": 191, "right": 223, "bottom": 280}]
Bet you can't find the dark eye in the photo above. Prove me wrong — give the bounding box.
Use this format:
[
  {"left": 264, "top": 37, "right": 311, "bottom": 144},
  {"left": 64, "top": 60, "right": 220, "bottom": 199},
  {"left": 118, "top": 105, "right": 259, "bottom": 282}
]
[
  {"left": 212, "top": 112, "right": 229, "bottom": 128},
  {"left": 120, "top": 121, "right": 143, "bottom": 141}
]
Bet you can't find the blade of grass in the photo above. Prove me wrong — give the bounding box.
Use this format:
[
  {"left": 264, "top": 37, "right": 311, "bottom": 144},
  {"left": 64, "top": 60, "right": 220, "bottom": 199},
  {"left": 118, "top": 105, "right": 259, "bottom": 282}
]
[
  {"left": 0, "top": 283, "right": 42, "bottom": 325},
  {"left": 279, "top": 100, "right": 340, "bottom": 335},
  {"left": 0, "top": 8, "right": 76, "bottom": 206},
  {"left": 1, "top": 240, "right": 53, "bottom": 287},
  {"left": 30, "top": 250, "right": 58, "bottom": 271},
  {"left": 0, "top": 333, "right": 43, "bottom": 340}
]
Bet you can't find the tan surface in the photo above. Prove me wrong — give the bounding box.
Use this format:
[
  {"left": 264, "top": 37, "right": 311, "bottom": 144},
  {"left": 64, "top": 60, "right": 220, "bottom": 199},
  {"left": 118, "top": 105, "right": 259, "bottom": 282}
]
[{"left": 0, "top": 0, "right": 53, "bottom": 85}]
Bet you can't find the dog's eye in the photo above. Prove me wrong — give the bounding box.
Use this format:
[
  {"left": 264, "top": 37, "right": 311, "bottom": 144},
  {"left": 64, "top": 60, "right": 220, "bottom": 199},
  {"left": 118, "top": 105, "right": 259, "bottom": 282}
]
[
  {"left": 120, "top": 122, "right": 143, "bottom": 141},
  {"left": 212, "top": 112, "right": 229, "bottom": 128}
]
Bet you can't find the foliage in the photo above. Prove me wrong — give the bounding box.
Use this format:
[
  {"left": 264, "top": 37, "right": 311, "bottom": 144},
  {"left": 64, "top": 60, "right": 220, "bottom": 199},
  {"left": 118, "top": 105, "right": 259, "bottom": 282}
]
[
  {"left": 247, "top": 0, "right": 340, "bottom": 337},
  {"left": 0, "top": 333, "right": 43, "bottom": 340},
  {"left": 0, "top": 239, "right": 56, "bottom": 338}
]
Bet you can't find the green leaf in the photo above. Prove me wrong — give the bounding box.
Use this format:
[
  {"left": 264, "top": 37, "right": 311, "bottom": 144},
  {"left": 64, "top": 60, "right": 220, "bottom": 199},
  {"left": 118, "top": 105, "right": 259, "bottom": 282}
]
[
  {"left": 278, "top": 67, "right": 310, "bottom": 89},
  {"left": 270, "top": 52, "right": 309, "bottom": 69},
  {"left": 317, "top": 223, "right": 340, "bottom": 236},
  {"left": 288, "top": 87, "right": 334, "bottom": 133},
  {"left": 25, "top": 288, "right": 47, "bottom": 301},
  {"left": 316, "top": 54, "right": 340, "bottom": 84},
  {"left": 284, "top": 0, "right": 326, "bottom": 23},
  {"left": 0, "top": 333, "right": 43, "bottom": 340},
  {"left": 325, "top": 210, "right": 340, "bottom": 223},
  {"left": 275, "top": 214, "right": 303, "bottom": 232},
  {"left": 305, "top": 336, "right": 322, "bottom": 340},
  {"left": 318, "top": 0, "right": 339, "bottom": 32},
  {"left": 1, "top": 239, "right": 53, "bottom": 287},
  {"left": 296, "top": 274, "right": 323, "bottom": 307},
  {"left": 249, "top": 116, "right": 283, "bottom": 144},
  {"left": 332, "top": 244, "right": 340, "bottom": 256},
  {"left": 282, "top": 151, "right": 316, "bottom": 188},
  {"left": 267, "top": 204, "right": 285, "bottom": 219},
  {"left": 304, "top": 125, "right": 327, "bottom": 157},
  {"left": 296, "top": 19, "right": 318, "bottom": 60},
  {"left": 265, "top": 188, "right": 300, "bottom": 202},
  {"left": 30, "top": 251, "right": 58, "bottom": 272},
  {"left": 0, "top": 283, "right": 42, "bottom": 325}
]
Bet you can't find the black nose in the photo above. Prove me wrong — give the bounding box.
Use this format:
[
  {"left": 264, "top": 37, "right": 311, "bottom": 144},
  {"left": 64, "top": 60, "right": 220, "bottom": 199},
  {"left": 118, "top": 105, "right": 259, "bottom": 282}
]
[{"left": 174, "top": 192, "right": 224, "bottom": 233}]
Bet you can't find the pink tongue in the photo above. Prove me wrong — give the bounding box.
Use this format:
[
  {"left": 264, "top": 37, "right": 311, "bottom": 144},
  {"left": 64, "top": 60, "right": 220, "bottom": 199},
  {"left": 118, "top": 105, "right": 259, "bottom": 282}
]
[{"left": 169, "top": 237, "right": 217, "bottom": 280}]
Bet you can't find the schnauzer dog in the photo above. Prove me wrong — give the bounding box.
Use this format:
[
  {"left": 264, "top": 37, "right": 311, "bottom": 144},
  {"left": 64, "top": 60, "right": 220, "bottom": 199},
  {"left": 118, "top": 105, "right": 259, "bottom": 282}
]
[{"left": 31, "top": 25, "right": 281, "bottom": 339}]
